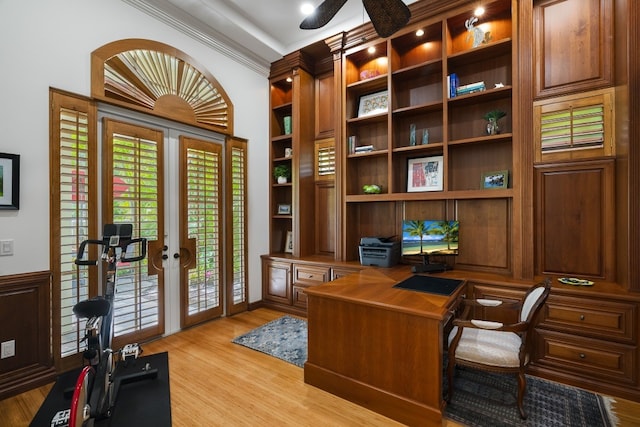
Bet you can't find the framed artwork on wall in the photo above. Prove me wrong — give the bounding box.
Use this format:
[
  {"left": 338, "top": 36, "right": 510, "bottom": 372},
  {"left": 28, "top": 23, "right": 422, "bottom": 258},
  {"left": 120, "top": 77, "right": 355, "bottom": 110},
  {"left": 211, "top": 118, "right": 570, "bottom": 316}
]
[
  {"left": 284, "top": 231, "right": 293, "bottom": 253},
  {"left": 481, "top": 170, "right": 509, "bottom": 189},
  {"left": 0, "top": 153, "right": 20, "bottom": 210},
  {"left": 358, "top": 90, "right": 388, "bottom": 118},
  {"left": 277, "top": 204, "right": 291, "bottom": 215},
  {"left": 407, "top": 155, "right": 443, "bottom": 192}
]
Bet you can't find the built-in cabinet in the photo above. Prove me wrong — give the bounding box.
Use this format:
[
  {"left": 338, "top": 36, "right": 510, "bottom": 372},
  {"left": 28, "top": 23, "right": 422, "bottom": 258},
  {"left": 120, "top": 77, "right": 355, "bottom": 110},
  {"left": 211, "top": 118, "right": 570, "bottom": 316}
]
[
  {"left": 261, "top": 255, "right": 361, "bottom": 315},
  {"left": 470, "top": 279, "right": 640, "bottom": 402},
  {"left": 263, "top": 0, "right": 640, "bottom": 403},
  {"left": 342, "top": 0, "right": 515, "bottom": 269}
]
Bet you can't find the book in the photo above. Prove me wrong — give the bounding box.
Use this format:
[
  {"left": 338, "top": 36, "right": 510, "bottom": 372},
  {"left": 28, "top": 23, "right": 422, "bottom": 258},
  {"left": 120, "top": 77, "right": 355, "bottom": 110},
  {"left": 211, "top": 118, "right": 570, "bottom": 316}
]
[
  {"left": 447, "top": 73, "right": 459, "bottom": 98},
  {"left": 354, "top": 145, "right": 374, "bottom": 153}
]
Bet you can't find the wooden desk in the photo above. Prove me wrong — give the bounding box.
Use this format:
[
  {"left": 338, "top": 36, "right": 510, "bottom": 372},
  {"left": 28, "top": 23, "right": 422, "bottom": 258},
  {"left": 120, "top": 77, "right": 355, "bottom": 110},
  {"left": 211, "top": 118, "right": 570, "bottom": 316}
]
[{"left": 304, "top": 269, "right": 465, "bottom": 426}]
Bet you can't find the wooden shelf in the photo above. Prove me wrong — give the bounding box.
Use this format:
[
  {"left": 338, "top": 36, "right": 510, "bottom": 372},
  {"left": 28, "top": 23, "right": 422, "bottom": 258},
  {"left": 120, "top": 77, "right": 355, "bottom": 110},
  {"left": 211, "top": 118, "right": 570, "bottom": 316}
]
[{"left": 345, "top": 188, "right": 513, "bottom": 203}]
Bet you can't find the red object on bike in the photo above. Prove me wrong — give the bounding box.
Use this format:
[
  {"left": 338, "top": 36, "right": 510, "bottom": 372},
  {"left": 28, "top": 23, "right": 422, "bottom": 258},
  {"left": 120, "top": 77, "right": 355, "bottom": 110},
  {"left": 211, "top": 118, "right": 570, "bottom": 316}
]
[{"left": 69, "top": 366, "right": 94, "bottom": 427}]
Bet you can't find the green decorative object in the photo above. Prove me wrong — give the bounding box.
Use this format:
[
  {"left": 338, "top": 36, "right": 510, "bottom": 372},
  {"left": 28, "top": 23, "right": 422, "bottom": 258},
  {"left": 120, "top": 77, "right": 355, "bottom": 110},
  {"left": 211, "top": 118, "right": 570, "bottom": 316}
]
[
  {"left": 283, "top": 116, "right": 292, "bottom": 134},
  {"left": 483, "top": 110, "right": 507, "bottom": 135},
  {"left": 362, "top": 184, "right": 382, "bottom": 194},
  {"left": 273, "top": 164, "right": 291, "bottom": 183}
]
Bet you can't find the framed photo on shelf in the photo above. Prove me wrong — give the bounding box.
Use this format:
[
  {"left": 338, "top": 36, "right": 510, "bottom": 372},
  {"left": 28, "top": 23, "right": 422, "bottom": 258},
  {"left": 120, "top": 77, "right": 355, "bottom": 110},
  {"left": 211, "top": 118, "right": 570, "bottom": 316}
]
[
  {"left": 357, "top": 90, "right": 388, "bottom": 118},
  {"left": 284, "top": 231, "right": 293, "bottom": 253},
  {"left": 481, "top": 170, "right": 509, "bottom": 189},
  {"left": 407, "top": 155, "right": 444, "bottom": 192},
  {"left": 0, "top": 153, "right": 20, "bottom": 210},
  {"left": 277, "top": 204, "right": 291, "bottom": 215}
]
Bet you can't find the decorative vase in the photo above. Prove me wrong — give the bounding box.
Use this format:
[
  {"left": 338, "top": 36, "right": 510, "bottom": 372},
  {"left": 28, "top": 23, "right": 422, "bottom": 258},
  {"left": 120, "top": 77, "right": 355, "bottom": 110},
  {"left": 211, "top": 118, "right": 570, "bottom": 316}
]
[
  {"left": 409, "top": 124, "right": 416, "bottom": 146},
  {"left": 486, "top": 118, "right": 500, "bottom": 135},
  {"left": 277, "top": 176, "right": 287, "bottom": 184}
]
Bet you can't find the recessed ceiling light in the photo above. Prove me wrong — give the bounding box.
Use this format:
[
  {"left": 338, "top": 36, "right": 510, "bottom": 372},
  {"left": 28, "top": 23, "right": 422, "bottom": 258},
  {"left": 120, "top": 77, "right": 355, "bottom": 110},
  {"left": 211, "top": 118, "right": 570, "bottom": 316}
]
[
  {"left": 474, "top": 6, "right": 485, "bottom": 16},
  {"left": 416, "top": 29, "right": 424, "bottom": 37},
  {"left": 368, "top": 46, "right": 376, "bottom": 54},
  {"left": 301, "top": 3, "right": 315, "bottom": 16}
]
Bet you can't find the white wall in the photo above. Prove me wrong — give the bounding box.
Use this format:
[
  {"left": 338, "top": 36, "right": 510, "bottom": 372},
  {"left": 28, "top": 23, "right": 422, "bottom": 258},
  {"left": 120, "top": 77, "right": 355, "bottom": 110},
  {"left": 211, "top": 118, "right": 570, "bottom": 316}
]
[{"left": 0, "top": 0, "right": 269, "bottom": 303}]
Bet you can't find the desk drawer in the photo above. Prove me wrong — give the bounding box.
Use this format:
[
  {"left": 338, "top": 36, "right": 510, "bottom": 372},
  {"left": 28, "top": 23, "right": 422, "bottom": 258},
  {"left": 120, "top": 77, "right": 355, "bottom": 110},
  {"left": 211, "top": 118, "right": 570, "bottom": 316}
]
[
  {"left": 542, "top": 295, "right": 636, "bottom": 343},
  {"left": 293, "top": 264, "right": 329, "bottom": 286},
  {"left": 535, "top": 329, "right": 636, "bottom": 384}
]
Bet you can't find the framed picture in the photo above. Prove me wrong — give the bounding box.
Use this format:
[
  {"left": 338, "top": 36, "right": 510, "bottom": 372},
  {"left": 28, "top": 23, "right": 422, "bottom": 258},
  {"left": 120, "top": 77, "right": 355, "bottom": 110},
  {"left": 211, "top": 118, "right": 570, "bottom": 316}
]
[
  {"left": 277, "top": 204, "right": 291, "bottom": 215},
  {"left": 284, "top": 231, "right": 293, "bottom": 253},
  {"left": 358, "top": 90, "right": 388, "bottom": 118},
  {"left": 407, "top": 155, "right": 444, "bottom": 192},
  {"left": 0, "top": 153, "right": 20, "bottom": 210},
  {"left": 481, "top": 170, "right": 509, "bottom": 189}
]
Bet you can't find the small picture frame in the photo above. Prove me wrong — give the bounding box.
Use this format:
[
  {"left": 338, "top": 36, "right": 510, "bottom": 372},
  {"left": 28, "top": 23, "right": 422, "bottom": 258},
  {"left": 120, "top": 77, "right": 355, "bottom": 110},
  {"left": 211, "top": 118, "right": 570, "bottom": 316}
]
[
  {"left": 0, "top": 153, "right": 20, "bottom": 210},
  {"left": 357, "top": 90, "right": 388, "bottom": 118},
  {"left": 277, "top": 204, "right": 291, "bottom": 215},
  {"left": 481, "top": 170, "right": 509, "bottom": 189},
  {"left": 407, "top": 155, "right": 444, "bottom": 192},
  {"left": 284, "top": 231, "right": 293, "bottom": 253}
]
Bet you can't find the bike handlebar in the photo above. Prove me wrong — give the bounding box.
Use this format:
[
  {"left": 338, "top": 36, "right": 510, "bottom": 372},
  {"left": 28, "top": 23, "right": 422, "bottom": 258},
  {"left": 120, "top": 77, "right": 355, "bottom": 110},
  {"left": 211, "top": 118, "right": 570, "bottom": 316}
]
[{"left": 75, "top": 237, "right": 147, "bottom": 266}]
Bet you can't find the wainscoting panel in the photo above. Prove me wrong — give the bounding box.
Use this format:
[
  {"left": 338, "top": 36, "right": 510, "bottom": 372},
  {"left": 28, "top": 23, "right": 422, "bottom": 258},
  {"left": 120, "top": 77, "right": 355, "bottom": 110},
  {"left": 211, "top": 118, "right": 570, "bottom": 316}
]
[{"left": 0, "top": 271, "right": 56, "bottom": 400}]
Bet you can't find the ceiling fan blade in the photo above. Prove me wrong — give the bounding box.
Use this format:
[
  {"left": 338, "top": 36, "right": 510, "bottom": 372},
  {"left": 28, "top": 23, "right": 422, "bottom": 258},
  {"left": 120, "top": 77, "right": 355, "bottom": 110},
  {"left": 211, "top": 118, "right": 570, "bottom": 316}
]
[
  {"left": 362, "top": 0, "right": 411, "bottom": 38},
  {"left": 300, "top": 0, "right": 349, "bottom": 30}
]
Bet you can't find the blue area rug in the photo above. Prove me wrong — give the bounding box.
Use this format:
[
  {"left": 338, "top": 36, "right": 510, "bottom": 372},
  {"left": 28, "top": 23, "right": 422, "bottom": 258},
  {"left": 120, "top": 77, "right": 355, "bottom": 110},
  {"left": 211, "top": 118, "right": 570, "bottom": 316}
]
[
  {"left": 232, "top": 315, "right": 307, "bottom": 367},
  {"left": 232, "top": 316, "right": 618, "bottom": 426}
]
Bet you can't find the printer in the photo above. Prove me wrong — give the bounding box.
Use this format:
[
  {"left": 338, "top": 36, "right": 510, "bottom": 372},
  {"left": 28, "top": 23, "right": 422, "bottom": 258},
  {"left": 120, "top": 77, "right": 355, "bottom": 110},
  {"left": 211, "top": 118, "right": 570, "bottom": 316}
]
[{"left": 359, "top": 237, "right": 400, "bottom": 268}]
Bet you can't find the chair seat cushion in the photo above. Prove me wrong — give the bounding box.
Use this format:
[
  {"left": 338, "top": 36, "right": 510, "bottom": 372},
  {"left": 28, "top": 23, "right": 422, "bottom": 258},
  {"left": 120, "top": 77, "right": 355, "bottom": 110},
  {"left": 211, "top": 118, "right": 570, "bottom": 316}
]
[{"left": 448, "top": 326, "right": 522, "bottom": 367}]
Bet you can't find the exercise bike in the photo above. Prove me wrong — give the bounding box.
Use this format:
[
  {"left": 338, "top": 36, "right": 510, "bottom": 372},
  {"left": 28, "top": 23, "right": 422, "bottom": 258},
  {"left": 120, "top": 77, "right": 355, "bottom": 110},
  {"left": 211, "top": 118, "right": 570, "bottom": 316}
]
[{"left": 53, "top": 224, "right": 158, "bottom": 427}]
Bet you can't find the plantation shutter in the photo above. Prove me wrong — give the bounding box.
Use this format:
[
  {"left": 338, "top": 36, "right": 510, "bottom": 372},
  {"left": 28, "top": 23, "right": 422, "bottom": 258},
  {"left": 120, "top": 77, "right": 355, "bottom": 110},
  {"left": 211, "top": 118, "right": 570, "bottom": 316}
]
[
  {"left": 315, "top": 138, "right": 335, "bottom": 181},
  {"left": 180, "top": 136, "right": 223, "bottom": 328},
  {"left": 103, "top": 118, "right": 164, "bottom": 345},
  {"left": 49, "top": 90, "right": 98, "bottom": 370},
  {"left": 227, "top": 137, "right": 248, "bottom": 315},
  {"left": 534, "top": 88, "right": 614, "bottom": 162}
]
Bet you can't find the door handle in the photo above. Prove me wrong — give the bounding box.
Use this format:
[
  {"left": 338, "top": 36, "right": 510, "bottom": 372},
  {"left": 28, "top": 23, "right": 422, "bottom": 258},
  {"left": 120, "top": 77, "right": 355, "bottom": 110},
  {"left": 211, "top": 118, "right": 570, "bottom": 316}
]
[
  {"left": 178, "top": 237, "right": 197, "bottom": 269},
  {"left": 147, "top": 239, "right": 164, "bottom": 276}
]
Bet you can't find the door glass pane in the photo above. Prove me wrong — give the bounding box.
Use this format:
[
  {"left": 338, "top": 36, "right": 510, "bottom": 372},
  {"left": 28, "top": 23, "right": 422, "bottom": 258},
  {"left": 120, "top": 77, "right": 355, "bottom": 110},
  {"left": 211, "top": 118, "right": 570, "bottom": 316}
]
[
  {"left": 111, "top": 131, "right": 161, "bottom": 336},
  {"left": 185, "top": 145, "right": 221, "bottom": 314},
  {"left": 59, "top": 108, "right": 91, "bottom": 357}
]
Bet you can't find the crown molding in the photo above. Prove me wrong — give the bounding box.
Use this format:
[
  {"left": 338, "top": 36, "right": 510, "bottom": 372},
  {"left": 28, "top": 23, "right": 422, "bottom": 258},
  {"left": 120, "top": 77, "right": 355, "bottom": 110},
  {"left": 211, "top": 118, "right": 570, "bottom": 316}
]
[{"left": 121, "top": 0, "right": 271, "bottom": 77}]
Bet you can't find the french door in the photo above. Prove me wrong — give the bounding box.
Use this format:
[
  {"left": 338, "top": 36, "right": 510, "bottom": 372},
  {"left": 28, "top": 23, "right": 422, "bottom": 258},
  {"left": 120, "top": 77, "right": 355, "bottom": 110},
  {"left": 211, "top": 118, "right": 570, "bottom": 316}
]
[{"left": 102, "top": 118, "right": 225, "bottom": 346}]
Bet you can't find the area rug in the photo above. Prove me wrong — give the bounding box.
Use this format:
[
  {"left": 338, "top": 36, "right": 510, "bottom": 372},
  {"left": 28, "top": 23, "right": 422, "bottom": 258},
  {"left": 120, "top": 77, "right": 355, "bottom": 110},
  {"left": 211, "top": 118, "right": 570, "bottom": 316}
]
[
  {"left": 444, "top": 365, "right": 617, "bottom": 427},
  {"left": 233, "top": 317, "right": 617, "bottom": 426},
  {"left": 232, "top": 315, "right": 307, "bottom": 367}
]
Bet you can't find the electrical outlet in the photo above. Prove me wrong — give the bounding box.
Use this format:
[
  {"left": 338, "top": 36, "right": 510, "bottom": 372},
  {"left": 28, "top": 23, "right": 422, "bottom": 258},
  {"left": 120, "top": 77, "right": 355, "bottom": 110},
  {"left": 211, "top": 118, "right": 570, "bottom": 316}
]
[{"left": 1, "top": 340, "right": 15, "bottom": 358}]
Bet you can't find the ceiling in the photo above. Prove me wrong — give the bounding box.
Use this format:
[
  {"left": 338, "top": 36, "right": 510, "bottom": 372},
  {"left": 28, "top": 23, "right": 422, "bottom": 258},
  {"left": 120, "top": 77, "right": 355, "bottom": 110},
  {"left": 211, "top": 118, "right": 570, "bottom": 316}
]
[{"left": 123, "top": 0, "right": 418, "bottom": 73}]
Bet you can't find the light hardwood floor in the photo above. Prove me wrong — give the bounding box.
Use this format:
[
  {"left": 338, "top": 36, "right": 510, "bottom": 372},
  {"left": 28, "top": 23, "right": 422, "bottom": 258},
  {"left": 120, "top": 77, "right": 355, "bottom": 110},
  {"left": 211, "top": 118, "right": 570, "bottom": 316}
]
[{"left": 1, "top": 308, "right": 638, "bottom": 426}]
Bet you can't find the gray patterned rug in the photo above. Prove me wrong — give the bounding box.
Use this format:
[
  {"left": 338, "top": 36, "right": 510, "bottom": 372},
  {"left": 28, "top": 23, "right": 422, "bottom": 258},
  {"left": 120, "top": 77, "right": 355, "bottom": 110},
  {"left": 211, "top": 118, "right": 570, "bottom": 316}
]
[
  {"left": 232, "top": 316, "right": 617, "bottom": 426},
  {"left": 232, "top": 315, "right": 307, "bottom": 367}
]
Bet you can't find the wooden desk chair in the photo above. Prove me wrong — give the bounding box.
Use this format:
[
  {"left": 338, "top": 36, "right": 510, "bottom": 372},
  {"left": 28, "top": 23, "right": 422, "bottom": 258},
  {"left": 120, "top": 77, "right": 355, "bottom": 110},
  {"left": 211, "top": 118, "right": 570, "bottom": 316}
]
[{"left": 446, "top": 278, "right": 552, "bottom": 419}]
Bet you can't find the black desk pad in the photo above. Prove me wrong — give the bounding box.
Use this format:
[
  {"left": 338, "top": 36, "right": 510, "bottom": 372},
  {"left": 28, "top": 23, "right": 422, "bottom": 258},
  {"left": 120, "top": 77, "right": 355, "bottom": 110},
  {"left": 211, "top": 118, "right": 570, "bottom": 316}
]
[{"left": 393, "top": 274, "right": 463, "bottom": 296}]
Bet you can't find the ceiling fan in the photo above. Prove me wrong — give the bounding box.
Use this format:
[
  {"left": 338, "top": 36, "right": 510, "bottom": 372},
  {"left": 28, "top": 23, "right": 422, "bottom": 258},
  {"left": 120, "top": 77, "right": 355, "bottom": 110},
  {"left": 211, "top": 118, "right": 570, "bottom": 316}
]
[{"left": 300, "top": 0, "right": 412, "bottom": 38}]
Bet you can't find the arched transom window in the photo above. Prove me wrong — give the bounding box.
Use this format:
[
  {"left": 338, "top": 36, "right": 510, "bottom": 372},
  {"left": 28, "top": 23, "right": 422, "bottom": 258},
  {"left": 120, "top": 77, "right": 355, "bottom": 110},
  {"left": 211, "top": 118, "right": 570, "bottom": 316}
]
[{"left": 91, "top": 39, "right": 233, "bottom": 134}]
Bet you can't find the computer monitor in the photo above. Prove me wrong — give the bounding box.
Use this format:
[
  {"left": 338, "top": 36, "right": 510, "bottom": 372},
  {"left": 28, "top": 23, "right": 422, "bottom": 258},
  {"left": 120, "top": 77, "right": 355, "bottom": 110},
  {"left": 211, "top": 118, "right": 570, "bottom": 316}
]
[
  {"left": 401, "top": 220, "right": 459, "bottom": 272},
  {"left": 401, "top": 220, "right": 459, "bottom": 256}
]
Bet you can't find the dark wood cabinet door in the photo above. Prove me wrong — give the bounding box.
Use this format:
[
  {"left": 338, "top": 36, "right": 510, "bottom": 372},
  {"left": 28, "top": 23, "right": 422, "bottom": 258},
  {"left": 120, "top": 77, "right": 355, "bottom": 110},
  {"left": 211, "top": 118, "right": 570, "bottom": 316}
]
[{"left": 534, "top": 0, "right": 613, "bottom": 98}]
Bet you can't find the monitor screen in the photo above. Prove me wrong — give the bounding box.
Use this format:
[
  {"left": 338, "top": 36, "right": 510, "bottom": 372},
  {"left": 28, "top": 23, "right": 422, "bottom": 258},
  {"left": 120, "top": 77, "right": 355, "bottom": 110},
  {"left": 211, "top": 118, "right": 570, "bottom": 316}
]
[{"left": 401, "top": 220, "right": 459, "bottom": 256}]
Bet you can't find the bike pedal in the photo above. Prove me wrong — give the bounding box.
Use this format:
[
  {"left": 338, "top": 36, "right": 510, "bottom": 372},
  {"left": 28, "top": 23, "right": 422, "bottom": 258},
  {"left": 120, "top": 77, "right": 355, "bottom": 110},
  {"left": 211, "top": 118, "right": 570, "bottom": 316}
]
[{"left": 121, "top": 343, "right": 141, "bottom": 360}]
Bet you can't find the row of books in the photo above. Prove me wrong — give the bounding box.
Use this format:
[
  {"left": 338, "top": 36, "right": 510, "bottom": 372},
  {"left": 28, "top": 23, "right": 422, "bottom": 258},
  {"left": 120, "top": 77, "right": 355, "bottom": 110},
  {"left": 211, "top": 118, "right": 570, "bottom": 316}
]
[
  {"left": 447, "top": 74, "right": 486, "bottom": 98},
  {"left": 348, "top": 136, "right": 375, "bottom": 154}
]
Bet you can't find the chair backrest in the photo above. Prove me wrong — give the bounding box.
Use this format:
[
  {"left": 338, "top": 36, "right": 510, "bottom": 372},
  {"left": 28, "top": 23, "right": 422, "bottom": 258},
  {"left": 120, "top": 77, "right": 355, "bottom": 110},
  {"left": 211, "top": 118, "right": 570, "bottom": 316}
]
[{"left": 519, "top": 279, "right": 551, "bottom": 323}]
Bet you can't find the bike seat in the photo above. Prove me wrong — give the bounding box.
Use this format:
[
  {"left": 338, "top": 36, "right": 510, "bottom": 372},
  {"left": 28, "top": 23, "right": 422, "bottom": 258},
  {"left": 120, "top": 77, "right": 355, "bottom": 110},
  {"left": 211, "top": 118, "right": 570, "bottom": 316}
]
[{"left": 73, "top": 297, "right": 111, "bottom": 319}]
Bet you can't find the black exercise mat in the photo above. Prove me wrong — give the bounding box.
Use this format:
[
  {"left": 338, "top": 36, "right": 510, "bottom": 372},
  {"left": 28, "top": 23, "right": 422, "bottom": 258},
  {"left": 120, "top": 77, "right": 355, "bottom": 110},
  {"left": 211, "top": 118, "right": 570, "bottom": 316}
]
[
  {"left": 393, "top": 275, "right": 463, "bottom": 295},
  {"left": 30, "top": 352, "right": 171, "bottom": 427}
]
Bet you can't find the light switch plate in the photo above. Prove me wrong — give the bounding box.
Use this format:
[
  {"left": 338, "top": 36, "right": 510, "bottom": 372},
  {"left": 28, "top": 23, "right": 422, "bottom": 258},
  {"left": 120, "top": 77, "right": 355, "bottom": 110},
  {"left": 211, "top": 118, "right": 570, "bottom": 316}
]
[{"left": 0, "top": 239, "right": 14, "bottom": 256}]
